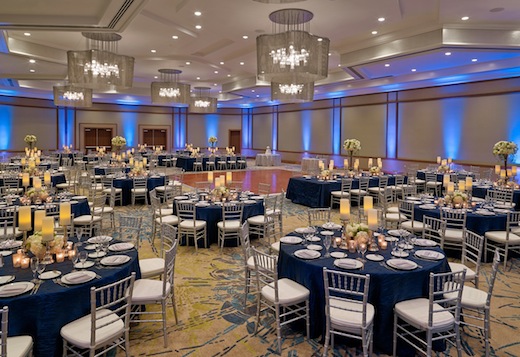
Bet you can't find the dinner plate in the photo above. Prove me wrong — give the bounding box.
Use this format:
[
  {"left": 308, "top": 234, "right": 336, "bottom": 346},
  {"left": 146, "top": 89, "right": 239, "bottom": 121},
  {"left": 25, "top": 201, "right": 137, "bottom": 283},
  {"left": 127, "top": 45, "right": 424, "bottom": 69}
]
[
  {"left": 250, "top": 196, "right": 264, "bottom": 200},
  {"left": 0, "top": 275, "right": 15, "bottom": 285},
  {"left": 71, "top": 196, "right": 87, "bottom": 200},
  {"left": 0, "top": 282, "right": 34, "bottom": 297},
  {"left": 280, "top": 236, "right": 303, "bottom": 244},
  {"left": 387, "top": 259, "right": 418, "bottom": 270},
  {"left": 69, "top": 200, "right": 79, "bottom": 205},
  {"left": 406, "top": 196, "right": 421, "bottom": 201},
  {"left": 494, "top": 208, "right": 511, "bottom": 214},
  {"left": 84, "top": 244, "right": 97, "bottom": 250},
  {"left": 330, "top": 252, "right": 347, "bottom": 259},
  {"left": 494, "top": 203, "right": 513, "bottom": 209},
  {"left": 87, "top": 236, "right": 113, "bottom": 244},
  {"left": 100, "top": 255, "right": 131, "bottom": 266},
  {"left": 61, "top": 271, "right": 96, "bottom": 285},
  {"left": 294, "top": 249, "right": 321, "bottom": 260},
  {"left": 195, "top": 202, "right": 210, "bottom": 207},
  {"left": 0, "top": 240, "right": 22, "bottom": 250},
  {"left": 385, "top": 236, "right": 399, "bottom": 242},
  {"left": 39, "top": 270, "right": 61, "bottom": 280},
  {"left": 418, "top": 204, "right": 436, "bottom": 210},
  {"left": 398, "top": 243, "right": 414, "bottom": 250},
  {"left": 88, "top": 251, "right": 107, "bottom": 258},
  {"left": 307, "top": 244, "right": 323, "bottom": 251},
  {"left": 322, "top": 222, "right": 342, "bottom": 230},
  {"left": 306, "top": 236, "right": 321, "bottom": 242},
  {"left": 243, "top": 200, "right": 257, "bottom": 204},
  {"left": 415, "top": 250, "right": 445, "bottom": 260},
  {"left": 474, "top": 209, "right": 495, "bottom": 216},
  {"left": 413, "top": 238, "right": 437, "bottom": 247},
  {"left": 295, "top": 227, "right": 313, "bottom": 234},
  {"left": 320, "top": 230, "right": 335, "bottom": 236},
  {"left": 109, "top": 242, "right": 135, "bottom": 252},
  {"left": 391, "top": 250, "right": 409, "bottom": 258},
  {"left": 174, "top": 195, "right": 188, "bottom": 200},
  {"left": 388, "top": 230, "right": 411, "bottom": 237},
  {"left": 74, "top": 261, "right": 95, "bottom": 269},
  {"left": 365, "top": 254, "right": 384, "bottom": 262},
  {"left": 0, "top": 250, "right": 13, "bottom": 256},
  {"left": 334, "top": 258, "right": 363, "bottom": 270}
]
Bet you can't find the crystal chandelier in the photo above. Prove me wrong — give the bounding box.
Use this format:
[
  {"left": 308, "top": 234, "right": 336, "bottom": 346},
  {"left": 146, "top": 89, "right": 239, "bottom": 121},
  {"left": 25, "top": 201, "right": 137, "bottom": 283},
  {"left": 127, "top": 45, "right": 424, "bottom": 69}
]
[
  {"left": 190, "top": 87, "right": 217, "bottom": 113},
  {"left": 53, "top": 85, "right": 92, "bottom": 107},
  {"left": 67, "top": 32, "right": 134, "bottom": 89},
  {"left": 151, "top": 69, "right": 190, "bottom": 105},
  {"left": 257, "top": 9, "right": 330, "bottom": 84},
  {"left": 271, "top": 81, "right": 314, "bottom": 103}
]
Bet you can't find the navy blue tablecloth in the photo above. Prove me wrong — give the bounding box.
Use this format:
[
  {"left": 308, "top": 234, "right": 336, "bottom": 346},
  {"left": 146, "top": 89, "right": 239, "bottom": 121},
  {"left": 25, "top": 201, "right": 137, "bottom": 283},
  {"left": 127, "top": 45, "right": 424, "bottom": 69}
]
[
  {"left": 0, "top": 173, "right": 65, "bottom": 188},
  {"left": 0, "top": 243, "right": 140, "bottom": 357},
  {"left": 278, "top": 230, "right": 449, "bottom": 355},
  {"left": 113, "top": 176, "right": 166, "bottom": 205},
  {"left": 176, "top": 156, "right": 229, "bottom": 171}
]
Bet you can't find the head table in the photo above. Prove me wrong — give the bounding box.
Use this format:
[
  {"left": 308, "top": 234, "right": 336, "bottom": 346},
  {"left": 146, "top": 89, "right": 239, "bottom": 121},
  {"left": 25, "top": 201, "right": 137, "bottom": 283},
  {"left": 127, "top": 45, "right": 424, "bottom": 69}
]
[
  {"left": 0, "top": 239, "right": 140, "bottom": 357},
  {"left": 277, "top": 227, "right": 449, "bottom": 356}
]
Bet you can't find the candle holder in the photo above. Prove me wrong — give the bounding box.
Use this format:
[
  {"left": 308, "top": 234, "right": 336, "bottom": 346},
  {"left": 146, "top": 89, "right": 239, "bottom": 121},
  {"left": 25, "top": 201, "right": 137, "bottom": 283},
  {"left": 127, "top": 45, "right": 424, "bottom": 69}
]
[
  {"left": 41, "top": 241, "right": 55, "bottom": 265},
  {"left": 368, "top": 231, "right": 379, "bottom": 252}
]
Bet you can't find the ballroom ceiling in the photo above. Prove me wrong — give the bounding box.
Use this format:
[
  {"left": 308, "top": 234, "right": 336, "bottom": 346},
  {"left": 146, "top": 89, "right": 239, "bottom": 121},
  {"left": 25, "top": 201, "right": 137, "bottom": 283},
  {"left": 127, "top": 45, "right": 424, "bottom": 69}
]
[{"left": 1, "top": 0, "right": 519, "bottom": 108}]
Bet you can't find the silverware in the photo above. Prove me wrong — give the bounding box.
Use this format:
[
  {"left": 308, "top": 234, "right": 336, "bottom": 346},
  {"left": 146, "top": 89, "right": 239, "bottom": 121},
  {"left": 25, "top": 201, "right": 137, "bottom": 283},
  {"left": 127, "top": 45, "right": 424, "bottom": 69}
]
[{"left": 53, "top": 278, "right": 69, "bottom": 288}]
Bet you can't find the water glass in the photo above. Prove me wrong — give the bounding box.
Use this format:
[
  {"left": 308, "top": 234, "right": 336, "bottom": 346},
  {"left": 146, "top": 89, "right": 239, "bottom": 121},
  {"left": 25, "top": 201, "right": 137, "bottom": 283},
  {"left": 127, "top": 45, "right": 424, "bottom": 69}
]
[
  {"left": 30, "top": 257, "right": 39, "bottom": 283},
  {"left": 323, "top": 235, "right": 331, "bottom": 257}
]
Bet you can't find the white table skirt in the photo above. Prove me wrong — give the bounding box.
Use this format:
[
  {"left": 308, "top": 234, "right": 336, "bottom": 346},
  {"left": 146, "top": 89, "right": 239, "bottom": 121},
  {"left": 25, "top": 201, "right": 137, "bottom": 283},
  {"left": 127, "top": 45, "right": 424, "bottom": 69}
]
[{"left": 256, "top": 153, "right": 281, "bottom": 166}]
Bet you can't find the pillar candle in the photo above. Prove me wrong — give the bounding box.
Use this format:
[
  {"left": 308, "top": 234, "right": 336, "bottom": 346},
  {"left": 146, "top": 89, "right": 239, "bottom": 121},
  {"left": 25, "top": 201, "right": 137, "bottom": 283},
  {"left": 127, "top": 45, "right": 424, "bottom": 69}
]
[
  {"left": 34, "top": 210, "right": 45, "bottom": 231},
  {"left": 329, "top": 160, "right": 334, "bottom": 171},
  {"left": 441, "top": 159, "right": 447, "bottom": 166},
  {"left": 363, "top": 196, "right": 373, "bottom": 214},
  {"left": 35, "top": 157, "right": 41, "bottom": 165},
  {"left": 143, "top": 158, "right": 148, "bottom": 166},
  {"left": 465, "top": 177, "right": 473, "bottom": 191},
  {"left": 340, "top": 199, "right": 350, "bottom": 220},
  {"left": 208, "top": 171, "right": 214, "bottom": 182},
  {"left": 367, "top": 209, "right": 378, "bottom": 230},
  {"left": 22, "top": 173, "right": 30, "bottom": 187},
  {"left": 344, "top": 159, "right": 348, "bottom": 169},
  {"left": 368, "top": 158, "right": 373, "bottom": 167},
  {"left": 436, "top": 156, "right": 441, "bottom": 164},
  {"left": 495, "top": 165, "right": 501, "bottom": 175},
  {"left": 42, "top": 217, "right": 54, "bottom": 242},
  {"left": 512, "top": 166, "right": 517, "bottom": 175},
  {"left": 458, "top": 180, "right": 466, "bottom": 192},
  {"left": 129, "top": 157, "right": 134, "bottom": 166},
  {"left": 112, "top": 152, "right": 116, "bottom": 158},
  {"left": 21, "top": 157, "right": 27, "bottom": 166},
  {"left": 448, "top": 158, "right": 453, "bottom": 164},
  {"left": 44, "top": 171, "right": 51, "bottom": 186},
  {"left": 447, "top": 182, "right": 454, "bottom": 194},
  {"left": 59, "top": 202, "right": 71, "bottom": 226},
  {"left": 443, "top": 174, "right": 450, "bottom": 186},
  {"left": 507, "top": 169, "right": 512, "bottom": 177},
  {"left": 500, "top": 170, "right": 506, "bottom": 178},
  {"left": 226, "top": 171, "right": 232, "bottom": 183},
  {"left": 18, "top": 206, "right": 32, "bottom": 231},
  {"left": 33, "top": 177, "right": 42, "bottom": 190}
]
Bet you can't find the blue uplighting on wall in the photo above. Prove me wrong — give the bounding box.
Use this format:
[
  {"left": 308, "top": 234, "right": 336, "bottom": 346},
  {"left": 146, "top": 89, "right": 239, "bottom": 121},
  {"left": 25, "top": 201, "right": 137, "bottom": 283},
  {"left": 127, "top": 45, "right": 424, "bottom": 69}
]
[
  {"left": 272, "top": 112, "right": 278, "bottom": 151},
  {"left": 387, "top": 102, "right": 397, "bottom": 158},
  {"left": 121, "top": 112, "right": 138, "bottom": 147},
  {"left": 508, "top": 94, "right": 520, "bottom": 164},
  {"left": 332, "top": 103, "right": 341, "bottom": 155},
  {"left": 0, "top": 105, "right": 12, "bottom": 149},
  {"left": 241, "top": 109, "right": 251, "bottom": 149},
  {"left": 205, "top": 114, "right": 219, "bottom": 143},
  {"left": 302, "top": 110, "right": 311, "bottom": 151},
  {"left": 441, "top": 98, "right": 465, "bottom": 159}
]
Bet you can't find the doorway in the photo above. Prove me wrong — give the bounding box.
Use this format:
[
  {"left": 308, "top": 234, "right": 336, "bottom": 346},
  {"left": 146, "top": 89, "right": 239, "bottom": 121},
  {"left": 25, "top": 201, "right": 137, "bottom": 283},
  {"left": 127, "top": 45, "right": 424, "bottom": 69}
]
[
  {"left": 229, "top": 130, "right": 241, "bottom": 153},
  {"left": 84, "top": 127, "right": 112, "bottom": 153},
  {"left": 142, "top": 128, "right": 167, "bottom": 150}
]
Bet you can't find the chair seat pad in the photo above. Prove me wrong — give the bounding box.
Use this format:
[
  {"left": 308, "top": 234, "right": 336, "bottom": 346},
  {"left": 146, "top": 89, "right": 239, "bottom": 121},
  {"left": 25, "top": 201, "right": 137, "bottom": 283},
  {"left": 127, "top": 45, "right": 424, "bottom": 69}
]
[
  {"left": 387, "top": 206, "right": 399, "bottom": 213},
  {"left": 247, "top": 215, "right": 269, "bottom": 225},
  {"left": 6, "top": 335, "right": 33, "bottom": 357},
  {"left": 459, "top": 286, "right": 488, "bottom": 309},
  {"left": 329, "top": 298, "right": 375, "bottom": 332},
  {"left": 217, "top": 220, "right": 241, "bottom": 230},
  {"left": 156, "top": 215, "right": 179, "bottom": 225},
  {"left": 415, "top": 179, "right": 426, "bottom": 184},
  {"left": 448, "top": 262, "right": 476, "bottom": 281},
  {"left": 442, "top": 228, "right": 464, "bottom": 242},
  {"left": 139, "top": 258, "right": 165, "bottom": 279},
  {"left": 261, "top": 278, "right": 309, "bottom": 305},
  {"left": 155, "top": 185, "right": 174, "bottom": 193},
  {"left": 73, "top": 215, "right": 102, "bottom": 224},
  {"left": 350, "top": 189, "right": 368, "bottom": 195},
  {"left": 155, "top": 208, "right": 173, "bottom": 217},
  {"left": 401, "top": 220, "right": 425, "bottom": 232},
  {"left": 56, "top": 182, "right": 73, "bottom": 188},
  {"left": 385, "top": 213, "right": 406, "bottom": 222},
  {"left": 395, "top": 298, "right": 454, "bottom": 331},
  {"left": 331, "top": 191, "right": 350, "bottom": 198},
  {"left": 426, "top": 181, "right": 442, "bottom": 186},
  {"left": 93, "top": 207, "right": 112, "bottom": 215},
  {"left": 102, "top": 188, "right": 122, "bottom": 194},
  {"left": 132, "top": 278, "right": 170, "bottom": 303},
  {"left": 271, "top": 241, "right": 280, "bottom": 253},
  {"left": 367, "top": 187, "right": 383, "bottom": 193},
  {"left": 485, "top": 231, "right": 520, "bottom": 244},
  {"left": 179, "top": 220, "right": 206, "bottom": 229},
  {"left": 131, "top": 188, "right": 147, "bottom": 193},
  {"left": 60, "top": 308, "right": 124, "bottom": 349}
]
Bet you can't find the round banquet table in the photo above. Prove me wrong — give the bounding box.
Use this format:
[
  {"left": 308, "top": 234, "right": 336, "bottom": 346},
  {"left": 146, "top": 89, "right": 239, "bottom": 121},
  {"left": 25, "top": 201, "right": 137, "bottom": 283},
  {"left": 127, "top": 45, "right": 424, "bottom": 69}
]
[
  {"left": 0, "top": 241, "right": 141, "bottom": 357},
  {"left": 112, "top": 175, "right": 166, "bottom": 205},
  {"left": 277, "top": 229, "right": 449, "bottom": 355},
  {"left": 0, "top": 173, "right": 66, "bottom": 188}
]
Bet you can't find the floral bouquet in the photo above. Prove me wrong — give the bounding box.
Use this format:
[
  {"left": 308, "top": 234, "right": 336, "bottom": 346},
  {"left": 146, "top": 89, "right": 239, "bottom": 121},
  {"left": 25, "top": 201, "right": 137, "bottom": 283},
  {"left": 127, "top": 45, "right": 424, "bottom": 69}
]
[
  {"left": 23, "top": 166, "right": 41, "bottom": 176},
  {"left": 320, "top": 169, "right": 331, "bottom": 180},
  {"left": 211, "top": 186, "right": 230, "bottom": 201},
  {"left": 369, "top": 166, "right": 381, "bottom": 176},
  {"left": 25, "top": 232, "right": 65, "bottom": 259},
  {"left": 438, "top": 164, "right": 450, "bottom": 173},
  {"left": 128, "top": 166, "right": 148, "bottom": 177},
  {"left": 24, "top": 187, "right": 51, "bottom": 204},
  {"left": 343, "top": 139, "right": 361, "bottom": 153},
  {"left": 345, "top": 222, "right": 370, "bottom": 244},
  {"left": 111, "top": 136, "right": 127, "bottom": 151},
  {"left": 208, "top": 136, "right": 218, "bottom": 147},
  {"left": 24, "top": 134, "right": 37, "bottom": 149},
  {"left": 493, "top": 140, "right": 518, "bottom": 157},
  {"left": 444, "top": 190, "right": 468, "bottom": 207}
]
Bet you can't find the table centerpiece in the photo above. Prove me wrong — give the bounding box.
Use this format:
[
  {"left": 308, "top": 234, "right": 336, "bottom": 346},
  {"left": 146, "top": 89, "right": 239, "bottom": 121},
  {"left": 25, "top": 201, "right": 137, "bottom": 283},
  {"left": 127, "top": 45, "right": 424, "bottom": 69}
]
[
  {"left": 24, "top": 134, "right": 37, "bottom": 150},
  {"left": 111, "top": 135, "right": 127, "bottom": 153},
  {"left": 343, "top": 138, "right": 361, "bottom": 170},
  {"left": 208, "top": 136, "right": 218, "bottom": 148},
  {"left": 25, "top": 231, "right": 65, "bottom": 260},
  {"left": 493, "top": 140, "right": 518, "bottom": 184},
  {"left": 442, "top": 190, "right": 469, "bottom": 208}
]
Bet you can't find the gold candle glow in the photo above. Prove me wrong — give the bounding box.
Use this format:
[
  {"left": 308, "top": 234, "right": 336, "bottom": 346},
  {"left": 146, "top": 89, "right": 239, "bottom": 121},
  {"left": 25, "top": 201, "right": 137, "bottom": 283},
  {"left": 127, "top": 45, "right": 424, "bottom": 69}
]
[
  {"left": 21, "top": 257, "right": 30, "bottom": 269},
  {"left": 363, "top": 196, "right": 373, "bottom": 215},
  {"left": 33, "top": 177, "right": 42, "bottom": 190},
  {"left": 226, "top": 172, "right": 232, "bottom": 183},
  {"left": 495, "top": 165, "right": 501, "bottom": 175},
  {"left": 208, "top": 171, "right": 214, "bottom": 182},
  {"left": 344, "top": 159, "right": 348, "bottom": 169},
  {"left": 443, "top": 174, "right": 450, "bottom": 186},
  {"left": 368, "top": 158, "right": 373, "bottom": 167},
  {"left": 340, "top": 199, "right": 350, "bottom": 220},
  {"left": 447, "top": 182, "right": 455, "bottom": 194},
  {"left": 59, "top": 202, "right": 71, "bottom": 226},
  {"left": 22, "top": 173, "right": 30, "bottom": 187},
  {"left": 41, "top": 217, "right": 55, "bottom": 243},
  {"left": 437, "top": 156, "right": 441, "bottom": 164},
  {"left": 34, "top": 210, "right": 45, "bottom": 231},
  {"left": 18, "top": 206, "right": 32, "bottom": 231},
  {"left": 44, "top": 171, "right": 51, "bottom": 186},
  {"left": 465, "top": 177, "right": 473, "bottom": 191},
  {"left": 458, "top": 180, "right": 466, "bottom": 192},
  {"left": 367, "top": 208, "right": 378, "bottom": 230}
]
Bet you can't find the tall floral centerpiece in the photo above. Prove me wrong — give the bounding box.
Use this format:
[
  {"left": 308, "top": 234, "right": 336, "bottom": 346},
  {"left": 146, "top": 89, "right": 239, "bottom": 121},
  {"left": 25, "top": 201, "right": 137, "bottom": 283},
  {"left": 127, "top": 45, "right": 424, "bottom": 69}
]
[
  {"left": 343, "top": 139, "right": 361, "bottom": 170},
  {"left": 493, "top": 140, "right": 518, "bottom": 182},
  {"left": 208, "top": 136, "right": 218, "bottom": 148},
  {"left": 111, "top": 136, "right": 127, "bottom": 153},
  {"left": 24, "top": 134, "right": 37, "bottom": 150}
]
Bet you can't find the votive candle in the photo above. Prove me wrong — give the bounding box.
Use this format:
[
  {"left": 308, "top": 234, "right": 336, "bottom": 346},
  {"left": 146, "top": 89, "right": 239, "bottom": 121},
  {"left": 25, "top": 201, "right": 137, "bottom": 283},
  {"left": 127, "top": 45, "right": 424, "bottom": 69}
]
[
  {"left": 21, "top": 257, "right": 30, "bottom": 269},
  {"left": 380, "top": 241, "right": 388, "bottom": 250},
  {"left": 55, "top": 251, "right": 65, "bottom": 263},
  {"left": 12, "top": 252, "right": 22, "bottom": 268}
]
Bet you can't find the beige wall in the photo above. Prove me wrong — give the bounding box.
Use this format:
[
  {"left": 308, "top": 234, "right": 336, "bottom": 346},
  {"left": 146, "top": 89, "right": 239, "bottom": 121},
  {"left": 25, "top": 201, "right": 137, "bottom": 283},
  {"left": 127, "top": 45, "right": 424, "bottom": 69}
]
[{"left": 186, "top": 114, "right": 241, "bottom": 149}]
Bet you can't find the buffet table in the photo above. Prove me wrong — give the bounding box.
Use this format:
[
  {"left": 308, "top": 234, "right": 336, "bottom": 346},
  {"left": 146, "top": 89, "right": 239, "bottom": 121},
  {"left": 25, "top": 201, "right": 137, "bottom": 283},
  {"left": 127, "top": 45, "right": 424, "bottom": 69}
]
[
  {"left": 255, "top": 153, "right": 281, "bottom": 167},
  {"left": 278, "top": 228, "right": 449, "bottom": 355},
  {"left": 0, "top": 241, "right": 140, "bottom": 357}
]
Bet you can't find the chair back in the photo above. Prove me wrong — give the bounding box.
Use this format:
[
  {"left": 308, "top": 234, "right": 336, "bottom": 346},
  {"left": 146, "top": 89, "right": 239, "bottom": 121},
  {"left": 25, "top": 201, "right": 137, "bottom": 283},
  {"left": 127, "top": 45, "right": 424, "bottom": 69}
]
[
  {"left": 0, "top": 306, "right": 6, "bottom": 357},
  {"left": 258, "top": 183, "right": 271, "bottom": 196},
  {"left": 486, "top": 187, "right": 514, "bottom": 205},
  {"left": 422, "top": 216, "right": 443, "bottom": 245},
  {"left": 322, "top": 268, "right": 371, "bottom": 329},
  {"left": 393, "top": 175, "right": 405, "bottom": 186},
  {"left": 308, "top": 207, "right": 331, "bottom": 226},
  {"left": 162, "top": 236, "right": 178, "bottom": 298},
  {"left": 380, "top": 187, "right": 394, "bottom": 211},
  {"left": 221, "top": 202, "right": 244, "bottom": 229},
  {"left": 461, "top": 230, "right": 484, "bottom": 272},
  {"left": 92, "top": 194, "right": 107, "bottom": 215},
  {"left": 440, "top": 208, "right": 467, "bottom": 230},
  {"left": 358, "top": 177, "right": 370, "bottom": 191},
  {"left": 378, "top": 176, "right": 389, "bottom": 189},
  {"left": 341, "top": 178, "right": 353, "bottom": 194},
  {"left": 239, "top": 222, "right": 251, "bottom": 263},
  {"left": 195, "top": 181, "right": 211, "bottom": 193},
  {"left": 506, "top": 211, "right": 520, "bottom": 238},
  {"left": 252, "top": 247, "right": 279, "bottom": 301},
  {"left": 0, "top": 207, "right": 17, "bottom": 239},
  {"left": 429, "top": 269, "right": 466, "bottom": 329},
  {"left": 425, "top": 172, "right": 438, "bottom": 182},
  {"left": 44, "top": 202, "right": 60, "bottom": 218},
  {"left": 89, "top": 273, "right": 135, "bottom": 349},
  {"left": 398, "top": 200, "right": 415, "bottom": 221},
  {"left": 484, "top": 249, "right": 501, "bottom": 308},
  {"left": 118, "top": 215, "right": 142, "bottom": 246},
  {"left": 132, "top": 177, "right": 148, "bottom": 189},
  {"left": 176, "top": 200, "right": 197, "bottom": 222}
]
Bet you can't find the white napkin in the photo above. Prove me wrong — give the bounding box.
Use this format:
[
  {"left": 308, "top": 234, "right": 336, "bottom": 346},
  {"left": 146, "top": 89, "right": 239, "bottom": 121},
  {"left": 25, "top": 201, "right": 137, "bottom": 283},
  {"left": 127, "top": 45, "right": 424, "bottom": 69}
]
[
  {"left": 296, "top": 250, "right": 316, "bottom": 259},
  {"left": 393, "top": 260, "right": 414, "bottom": 269},
  {"left": 105, "top": 256, "right": 127, "bottom": 264},
  {"left": 1, "top": 284, "right": 26, "bottom": 293},
  {"left": 337, "top": 260, "right": 357, "bottom": 269},
  {"left": 66, "top": 272, "right": 89, "bottom": 282},
  {"left": 110, "top": 243, "right": 133, "bottom": 251}
]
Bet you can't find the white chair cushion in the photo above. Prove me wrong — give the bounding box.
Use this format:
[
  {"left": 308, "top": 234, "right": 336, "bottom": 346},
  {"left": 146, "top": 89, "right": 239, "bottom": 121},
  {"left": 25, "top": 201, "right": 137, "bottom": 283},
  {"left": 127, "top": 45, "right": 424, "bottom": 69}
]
[
  {"left": 415, "top": 179, "right": 426, "bottom": 184},
  {"left": 329, "top": 298, "right": 375, "bottom": 333},
  {"left": 156, "top": 215, "right": 179, "bottom": 225},
  {"left": 485, "top": 231, "right": 520, "bottom": 244},
  {"left": 271, "top": 241, "right": 280, "bottom": 253},
  {"left": 350, "top": 189, "right": 367, "bottom": 195},
  {"left": 394, "top": 298, "right": 454, "bottom": 331},
  {"left": 155, "top": 208, "right": 173, "bottom": 217},
  {"left": 60, "top": 309, "right": 124, "bottom": 349},
  {"left": 401, "top": 220, "right": 425, "bottom": 232},
  {"left": 139, "top": 258, "right": 165, "bottom": 279},
  {"left": 448, "top": 262, "right": 476, "bottom": 281},
  {"left": 131, "top": 188, "right": 147, "bottom": 193},
  {"left": 367, "top": 187, "right": 383, "bottom": 193},
  {"left": 426, "top": 181, "right": 442, "bottom": 186},
  {"left": 443, "top": 285, "right": 487, "bottom": 309},
  {"left": 261, "top": 278, "right": 309, "bottom": 305},
  {"left": 385, "top": 213, "right": 406, "bottom": 222},
  {"left": 102, "top": 188, "right": 122, "bottom": 194},
  {"left": 179, "top": 220, "right": 206, "bottom": 229},
  {"left": 331, "top": 191, "right": 350, "bottom": 198},
  {"left": 132, "top": 278, "right": 170, "bottom": 303},
  {"left": 93, "top": 207, "right": 113, "bottom": 215},
  {"left": 6, "top": 335, "right": 33, "bottom": 357},
  {"left": 247, "top": 256, "right": 255, "bottom": 269},
  {"left": 387, "top": 206, "right": 399, "bottom": 213},
  {"left": 247, "top": 215, "right": 267, "bottom": 225},
  {"left": 217, "top": 220, "right": 241, "bottom": 231},
  {"left": 442, "top": 228, "right": 464, "bottom": 242},
  {"left": 73, "top": 215, "right": 102, "bottom": 224}
]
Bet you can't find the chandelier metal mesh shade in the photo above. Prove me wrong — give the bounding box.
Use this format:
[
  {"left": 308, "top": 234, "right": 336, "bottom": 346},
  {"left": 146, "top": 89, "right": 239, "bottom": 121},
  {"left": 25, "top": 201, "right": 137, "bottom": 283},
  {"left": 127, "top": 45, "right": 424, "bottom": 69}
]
[
  {"left": 67, "top": 32, "right": 134, "bottom": 89},
  {"left": 257, "top": 9, "right": 330, "bottom": 83},
  {"left": 151, "top": 69, "right": 190, "bottom": 104},
  {"left": 53, "top": 85, "right": 92, "bottom": 107},
  {"left": 271, "top": 80, "right": 314, "bottom": 103},
  {"left": 190, "top": 87, "right": 217, "bottom": 113}
]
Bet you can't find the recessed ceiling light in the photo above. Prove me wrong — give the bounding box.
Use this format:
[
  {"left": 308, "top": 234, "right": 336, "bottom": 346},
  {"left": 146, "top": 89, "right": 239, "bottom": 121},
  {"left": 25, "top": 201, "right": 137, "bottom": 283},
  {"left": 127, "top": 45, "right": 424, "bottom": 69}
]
[
  {"left": 154, "top": 76, "right": 158, "bottom": 79},
  {"left": 252, "top": 90, "right": 255, "bottom": 93},
  {"left": 186, "top": 61, "right": 191, "bottom": 65},
  {"left": 150, "top": 49, "right": 156, "bottom": 53},
  {"left": 242, "top": 35, "right": 248, "bottom": 39},
  {"left": 239, "top": 62, "right": 245, "bottom": 65},
  {"left": 214, "top": 70, "right": 218, "bottom": 74},
  {"left": 328, "top": 53, "right": 331, "bottom": 56},
  {"left": 371, "top": 30, "right": 378, "bottom": 35},
  {"left": 317, "top": 38, "right": 323, "bottom": 42},
  {"left": 445, "top": 52, "right": 452, "bottom": 56},
  {"left": 214, "top": 83, "right": 217, "bottom": 86},
  {"left": 471, "top": 58, "right": 478, "bottom": 62},
  {"left": 384, "top": 63, "right": 390, "bottom": 67},
  {"left": 29, "top": 69, "right": 35, "bottom": 73},
  {"left": 256, "top": 95, "right": 260, "bottom": 98},
  {"left": 219, "top": 61, "right": 225, "bottom": 65},
  {"left": 29, "top": 59, "right": 36, "bottom": 64},
  {"left": 24, "top": 32, "right": 31, "bottom": 36},
  {"left": 195, "top": 25, "right": 202, "bottom": 30},
  {"left": 194, "top": 11, "right": 202, "bottom": 16},
  {"left": 378, "top": 17, "right": 385, "bottom": 22},
  {"left": 461, "top": 16, "right": 469, "bottom": 21},
  {"left": 196, "top": 76, "right": 200, "bottom": 80},
  {"left": 227, "top": 74, "right": 231, "bottom": 77},
  {"left": 172, "top": 35, "right": 179, "bottom": 39},
  {"left": 411, "top": 68, "right": 417, "bottom": 72},
  {"left": 337, "top": 64, "right": 341, "bottom": 67}
]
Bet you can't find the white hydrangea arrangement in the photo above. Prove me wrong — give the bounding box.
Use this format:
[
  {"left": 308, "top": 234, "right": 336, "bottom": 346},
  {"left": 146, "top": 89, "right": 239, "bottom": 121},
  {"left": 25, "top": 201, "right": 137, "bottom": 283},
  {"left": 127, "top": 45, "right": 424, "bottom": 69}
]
[
  {"left": 111, "top": 136, "right": 127, "bottom": 147},
  {"left": 24, "top": 134, "right": 37, "bottom": 144},
  {"left": 208, "top": 136, "right": 218, "bottom": 144},
  {"left": 493, "top": 140, "right": 517, "bottom": 158},
  {"left": 444, "top": 190, "right": 468, "bottom": 207},
  {"left": 343, "top": 139, "right": 361, "bottom": 153},
  {"left": 345, "top": 222, "right": 369, "bottom": 244}
]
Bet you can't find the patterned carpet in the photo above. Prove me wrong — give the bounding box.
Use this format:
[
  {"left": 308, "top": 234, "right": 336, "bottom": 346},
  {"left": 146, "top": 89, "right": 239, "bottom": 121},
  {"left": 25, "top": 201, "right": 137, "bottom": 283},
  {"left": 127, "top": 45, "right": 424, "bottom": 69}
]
[{"left": 110, "top": 184, "right": 520, "bottom": 357}]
